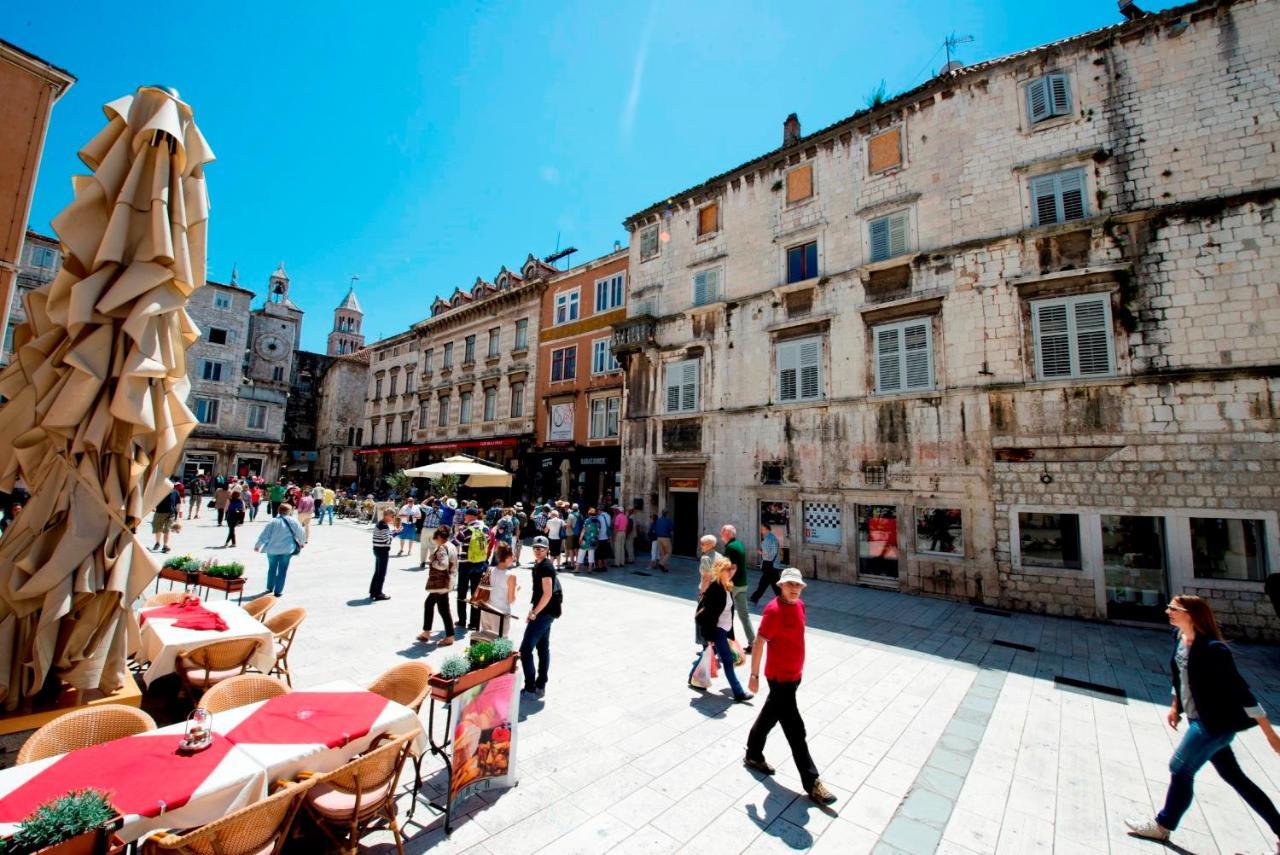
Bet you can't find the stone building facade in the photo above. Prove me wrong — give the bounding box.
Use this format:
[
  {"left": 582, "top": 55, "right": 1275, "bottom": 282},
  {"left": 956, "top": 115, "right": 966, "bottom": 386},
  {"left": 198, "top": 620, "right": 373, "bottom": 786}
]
[
  {"left": 356, "top": 329, "right": 420, "bottom": 481},
  {"left": 315, "top": 351, "right": 369, "bottom": 485},
  {"left": 615, "top": 0, "right": 1280, "bottom": 637},
  {"left": 532, "top": 249, "right": 628, "bottom": 504},
  {"left": 2, "top": 231, "right": 60, "bottom": 365}
]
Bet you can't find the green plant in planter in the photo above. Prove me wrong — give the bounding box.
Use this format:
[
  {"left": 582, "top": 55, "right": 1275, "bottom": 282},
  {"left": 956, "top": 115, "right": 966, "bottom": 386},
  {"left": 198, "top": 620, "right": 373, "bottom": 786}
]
[
  {"left": 491, "top": 637, "right": 514, "bottom": 660},
  {"left": 163, "top": 555, "right": 200, "bottom": 573},
  {"left": 439, "top": 656, "right": 471, "bottom": 680},
  {"left": 203, "top": 562, "right": 245, "bottom": 580},
  {"left": 466, "top": 640, "right": 496, "bottom": 670},
  {"left": 11, "top": 789, "right": 114, "bottom": 854}
]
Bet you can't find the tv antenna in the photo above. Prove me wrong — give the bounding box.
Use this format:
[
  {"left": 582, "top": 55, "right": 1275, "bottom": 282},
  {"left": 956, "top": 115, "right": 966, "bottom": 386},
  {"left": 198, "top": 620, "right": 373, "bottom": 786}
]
[{"left": 943, "top": 32, "right": 974, "bottom": 70}]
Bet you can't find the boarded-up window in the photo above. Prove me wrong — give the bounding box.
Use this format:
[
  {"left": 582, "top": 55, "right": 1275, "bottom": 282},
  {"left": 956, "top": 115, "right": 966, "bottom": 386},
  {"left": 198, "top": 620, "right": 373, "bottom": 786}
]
[
  {"left": 785, "top": 164, "right": 813, "bottom": 204},
  {"left": 639, "top": 224, "right": 660, "bottom": 260},
  {"left": 868, "top": 128, "right": 903, "bottom": 174},
  {"left": 697, "top": 203, "right": 719, "bottom": 236}
]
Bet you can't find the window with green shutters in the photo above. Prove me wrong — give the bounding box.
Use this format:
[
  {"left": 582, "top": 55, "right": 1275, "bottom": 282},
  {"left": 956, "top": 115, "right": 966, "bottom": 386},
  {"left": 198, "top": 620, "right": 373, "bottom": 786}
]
[
  {"left": 1031, "top": 294, "right": 1114, "bottom": 380},
  {"left": 1026, "top": 73, "right": 1071, "bottom": 125},
  {"left": 665, "top": 359, "right": 699, "bottom": 413},
  {"left": 1029, "top": 169, "right": 1087, "bottom": 226},
  {"left": 692, "top": 268, "right": 721, "bottom": 307},
  {"left": 776, "top": 336, "right": 823, "bottom": 403},
  {"left": 868, "top": 210, "right": 910, "bottom": 263},
  {"left": 873, "top": 318, "right": 934, "bottom": 393}
]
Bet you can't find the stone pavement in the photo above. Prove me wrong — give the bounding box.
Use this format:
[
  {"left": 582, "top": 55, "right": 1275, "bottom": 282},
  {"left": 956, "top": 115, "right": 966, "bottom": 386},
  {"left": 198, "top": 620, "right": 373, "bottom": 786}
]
[{"left": 148, "top": 510, "right": 1280, "bottom": 854}]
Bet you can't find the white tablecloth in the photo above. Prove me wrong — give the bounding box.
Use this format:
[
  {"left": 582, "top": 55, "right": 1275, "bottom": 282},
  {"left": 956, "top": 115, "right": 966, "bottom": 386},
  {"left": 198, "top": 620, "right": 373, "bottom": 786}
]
[
  {"left": 135, "top": 600, "right": 276, "bottom": 687},
  {"left": 207, "top": 680, "right": 428, "bottom": 780},
  {"left": 0, "top": 729, "right": 267, "bottom": 843}
]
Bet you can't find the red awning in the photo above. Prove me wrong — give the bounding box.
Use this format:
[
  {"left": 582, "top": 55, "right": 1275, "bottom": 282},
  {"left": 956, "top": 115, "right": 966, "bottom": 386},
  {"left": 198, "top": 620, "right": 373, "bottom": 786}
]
[{"left": 353, "top": 436, "right": 522, "bottom": 457}]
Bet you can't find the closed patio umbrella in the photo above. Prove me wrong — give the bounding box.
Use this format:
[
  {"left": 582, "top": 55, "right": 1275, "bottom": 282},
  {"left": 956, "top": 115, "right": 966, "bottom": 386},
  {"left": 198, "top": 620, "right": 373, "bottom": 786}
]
[
  {"left": 403, "top": 455, "right": 514, "bottom": 488},
  {"left": 0, "top": 86, "right": 213, "bottom": 710}
]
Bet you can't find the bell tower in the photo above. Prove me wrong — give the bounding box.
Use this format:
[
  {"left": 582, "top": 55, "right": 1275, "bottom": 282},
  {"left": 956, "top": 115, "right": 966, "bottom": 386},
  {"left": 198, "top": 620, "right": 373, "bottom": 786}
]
[{"left": 328, "top": 278, "right": 364, "bottom": 356}]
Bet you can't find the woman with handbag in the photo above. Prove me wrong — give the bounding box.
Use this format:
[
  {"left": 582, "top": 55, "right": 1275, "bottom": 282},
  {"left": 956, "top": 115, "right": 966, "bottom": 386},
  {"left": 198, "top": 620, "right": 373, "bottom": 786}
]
[
  {"left": 223, "top": 489, "right": 246, "bottom": 548},
  {"left": 479, "top": 542, "right": 519, "bottom": 639},
  {"left": 254, "top": 503, "right": 305, "bottom": 597},
  {"left": 690, "top": 557, "right": 752, "bottom": 702},
  {"left": 418, "top": 525, "right": 457, "bottom": 644}
]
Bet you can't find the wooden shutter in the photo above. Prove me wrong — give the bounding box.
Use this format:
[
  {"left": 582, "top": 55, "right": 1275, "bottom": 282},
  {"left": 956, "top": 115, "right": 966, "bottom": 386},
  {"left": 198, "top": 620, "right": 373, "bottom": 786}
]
[
  {"left": 1030, "top": 174, "right": 1060, "bottom": 225},
  {"left": 665, "top": 363, "right": 682, "bottom": 412},
  {"left": 1073, "top": 297, "right": 1112, "bottom": 375},
  {"left": 786, "top": 165, "right": 813, "bottom": 203},
  {"left": 1058, "top": 170, "right": 1087, "bottom": 221},
  {"left": 868, "top": 128, "right": 903, "bottom": 173},
  {"left": 640, "top": 225, "right": 659, "bottom": 259},
  {"left": 799, "top": 338, "right": 822, "bottom": 400},
  {"left": 1048, "top": 74, "right": 1071, "bottom": 116},
  {"left": 1026, "top": 77, "right": 1051, "bottom": 124},
  {"left": 876, "top": 326, "right": 901, "bottom": 392},
  {"left": 681, "top": 360, "right": 698, "bottom": 411},
  {"left": 1034, "top": 302, "right": 1073, "bottom": 378},
  {"left": 693, "top": 268, "right": 720, "bottom": 305},
  {"left": 888, "top": 211, "right": 909, "bottom": 257},
  {"left": 869, "top": 217, "right": 891, "bottom": 262},
  {"left": 777, "top": 341, "right": 799, "bottom": 402},
  {"left": 903, "top": 321, "right": 932, "bottom": 389},
  {"left": 698, "top": 203, "right": 718, "bottom": 236}
]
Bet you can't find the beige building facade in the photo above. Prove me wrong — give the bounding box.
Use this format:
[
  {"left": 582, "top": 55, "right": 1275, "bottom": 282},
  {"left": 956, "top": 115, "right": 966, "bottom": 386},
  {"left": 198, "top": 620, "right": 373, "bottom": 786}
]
[{"left": 615, "top": 0, "right": 1280, "bottom": 637}]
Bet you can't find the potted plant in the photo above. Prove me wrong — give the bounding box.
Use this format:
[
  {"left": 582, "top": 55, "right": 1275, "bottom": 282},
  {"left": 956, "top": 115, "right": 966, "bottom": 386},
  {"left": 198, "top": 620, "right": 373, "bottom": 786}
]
[
  {"left": 158, "top": 554, "right": 200, "bottom": 586},
  {"left": 6, "top": 790, "right": 124, "bottom": 855},
  {"left": 197, "top": 561, "right": 246, "bottom": 599},
  {"left": 429, "top": 637, "right": 518, "bottom": 700}
]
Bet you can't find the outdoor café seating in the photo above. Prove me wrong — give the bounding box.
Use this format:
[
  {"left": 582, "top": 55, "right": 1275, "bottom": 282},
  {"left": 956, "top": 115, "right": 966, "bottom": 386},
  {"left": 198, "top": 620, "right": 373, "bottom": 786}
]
[
  {"left": 366, "top": 661, "right": 432, "bottom": 714},
  {"left": 198, "top": 674, "right": 291, "bottom": 714},
  {"left": 16, "top": 704, "right": 157, "bottom": 765},
  {"left": 263, "top": 608, "right": 306, "bottom": 687},
  {"left": 144, "top": 591, "right": 190, "bottom": 608},
  {"left": 242, "top": 594, "right": 277, "bottom": 622},
  {"left": 175, "top": 637, "right": 265, "bottom": 703},
  {"left": 139, "top": 777, "right": 315, "bottom": 855}
]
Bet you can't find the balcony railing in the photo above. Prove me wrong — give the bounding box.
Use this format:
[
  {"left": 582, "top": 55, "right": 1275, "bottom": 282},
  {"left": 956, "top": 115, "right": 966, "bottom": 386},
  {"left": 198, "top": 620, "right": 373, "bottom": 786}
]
[{"left": 611, "top": 318, "right": 656, "bottom": 356}]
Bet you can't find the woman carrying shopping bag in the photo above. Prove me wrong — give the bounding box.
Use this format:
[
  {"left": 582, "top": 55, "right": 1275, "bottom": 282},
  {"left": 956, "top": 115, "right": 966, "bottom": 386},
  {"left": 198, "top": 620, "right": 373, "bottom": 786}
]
[
  {"left": 689, "top": 557, "right": 752, "bottom": 702},
  {"left": 418, "top": 525, "right": 457, "bottom": 645}
]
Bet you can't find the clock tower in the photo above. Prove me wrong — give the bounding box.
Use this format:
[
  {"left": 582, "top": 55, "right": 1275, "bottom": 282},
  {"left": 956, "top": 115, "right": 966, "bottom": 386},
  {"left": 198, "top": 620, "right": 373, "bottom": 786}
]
[{"left": 246, "top": 262, "right": 304, "bottom": 387}]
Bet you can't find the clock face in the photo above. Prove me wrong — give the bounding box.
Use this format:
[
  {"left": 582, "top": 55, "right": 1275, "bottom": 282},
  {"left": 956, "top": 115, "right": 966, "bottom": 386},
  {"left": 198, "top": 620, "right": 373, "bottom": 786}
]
[{"left": 256, "top": 334, "right": 286, "bottom": 360}]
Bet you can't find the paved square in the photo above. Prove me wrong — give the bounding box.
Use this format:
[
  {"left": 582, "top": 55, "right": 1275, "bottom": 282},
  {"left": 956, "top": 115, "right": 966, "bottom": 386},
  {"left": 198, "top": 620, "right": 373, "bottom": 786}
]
[{"left": 150, "top": 511, "right": 1280, "bottom": 853}]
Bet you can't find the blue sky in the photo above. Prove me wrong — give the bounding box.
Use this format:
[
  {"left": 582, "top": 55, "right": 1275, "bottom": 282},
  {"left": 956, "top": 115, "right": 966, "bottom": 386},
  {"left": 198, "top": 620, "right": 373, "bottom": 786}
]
[{"left": 6, "top": 0, "right": 1177, "bottom": 351}]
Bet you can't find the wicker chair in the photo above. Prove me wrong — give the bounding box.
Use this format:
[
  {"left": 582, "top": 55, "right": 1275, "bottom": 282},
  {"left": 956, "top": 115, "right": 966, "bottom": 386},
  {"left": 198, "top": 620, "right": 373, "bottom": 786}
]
[
  {"left": 175, "top": 637, "right": 264, "bottom": 704},
  {"left": 143, "top": 591, "right": 190, "bottom": 608},
  {"left": 17, "top": 704, "right": 157, "bottom": 764},
  {"left": 298, "top": 729, "right": 418, "bottom": 855},
  {"left": 366, "top": 661, "right": 433, "bottom": 714},
  {"left": 263, "top": 607, "right": 305, "bottom": 687},
  {"left": 141, "top": 777, "right": 315, "bottom": 855},
  {"left": 198, "top": 674, "right": 290, "bottom": 714},
  {"left": 242, "top": 594, "right": 276, "bottom": 622}
]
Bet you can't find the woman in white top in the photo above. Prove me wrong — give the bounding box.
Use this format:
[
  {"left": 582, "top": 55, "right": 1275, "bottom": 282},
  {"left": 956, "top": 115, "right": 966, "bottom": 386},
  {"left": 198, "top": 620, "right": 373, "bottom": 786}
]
[
  {"left": 480, "top": 542, "right": 519, "bottom": 638},
  {"left": 544, "top": 510, "right": 565, "bottom": 568},
  {"left": 396, "top": 497, "right": 422, "bottom": 556}
]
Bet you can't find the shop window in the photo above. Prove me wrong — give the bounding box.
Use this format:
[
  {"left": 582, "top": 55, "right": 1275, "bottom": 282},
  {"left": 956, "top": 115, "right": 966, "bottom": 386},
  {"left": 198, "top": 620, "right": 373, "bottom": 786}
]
[
  {"left": 1103, "top": 515, "right": 1168, "bottom": 620},
  {"left": 857, "top": 505, "right": 899, "bottom": 578},
  {"left": 1018, "top": 512, "right": 1082, "bottom": 570},
  {"left": 803, "top": 501, "right": 841, "bottom": 546},
  {"left": 1191, "top": 517, "right": 1268, "bottom": 582},
  {"left": 916, "top": 508, "right": 963, "bottom": 555}
]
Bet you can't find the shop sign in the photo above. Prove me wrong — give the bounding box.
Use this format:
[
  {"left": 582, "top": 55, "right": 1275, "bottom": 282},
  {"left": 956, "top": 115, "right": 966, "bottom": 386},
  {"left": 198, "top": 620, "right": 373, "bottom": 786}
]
[
  {"left": 548, "top": 403, "right": 574, "bottom": 443},
  {"left": 669, "top": 478, "right": 700, "bottom": 490},
  {"left": 580, "top": 457, "right": 609, "bottom": 466}
]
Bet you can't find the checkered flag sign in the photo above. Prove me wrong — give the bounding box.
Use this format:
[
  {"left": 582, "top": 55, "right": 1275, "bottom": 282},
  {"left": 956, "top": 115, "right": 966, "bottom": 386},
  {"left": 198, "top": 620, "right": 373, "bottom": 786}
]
[{"left": 804, "top": 502, "right": 841, "bottom": 546}]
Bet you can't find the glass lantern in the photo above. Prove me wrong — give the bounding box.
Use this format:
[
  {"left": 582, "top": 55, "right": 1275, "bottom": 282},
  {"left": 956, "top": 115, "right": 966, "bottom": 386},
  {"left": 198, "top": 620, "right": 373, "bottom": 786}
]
[{"left": 182, "top": 707, "right": 213, "bottom": 751}]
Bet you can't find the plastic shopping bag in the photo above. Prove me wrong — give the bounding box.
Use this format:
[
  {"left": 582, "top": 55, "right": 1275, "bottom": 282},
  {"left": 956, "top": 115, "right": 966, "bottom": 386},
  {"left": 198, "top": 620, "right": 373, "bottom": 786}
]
[
  {"left": 728, "top": 638, "right": 746, "bottom": 667},
  {"left": 689, "top": 646, "right": 715, "bottom": 689}
]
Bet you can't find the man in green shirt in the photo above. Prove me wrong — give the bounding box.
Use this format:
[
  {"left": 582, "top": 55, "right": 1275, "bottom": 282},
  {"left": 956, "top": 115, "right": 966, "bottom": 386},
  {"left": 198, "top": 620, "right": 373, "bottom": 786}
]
[
  {"left": 721, "top": 524, "right": 755, "bottom": 650},
  {"left": 268, "top": 482, "right": 287, "bottom": 517}
]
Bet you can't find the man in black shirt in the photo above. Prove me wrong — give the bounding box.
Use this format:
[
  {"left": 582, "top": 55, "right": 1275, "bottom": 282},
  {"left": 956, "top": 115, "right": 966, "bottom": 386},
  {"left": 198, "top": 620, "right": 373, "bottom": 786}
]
[
  {"left": 521, "top": 536, "right": 558, "bottom": 700},
  {"left": 151, "top": 485, "right": 181, "bottom": 553}
]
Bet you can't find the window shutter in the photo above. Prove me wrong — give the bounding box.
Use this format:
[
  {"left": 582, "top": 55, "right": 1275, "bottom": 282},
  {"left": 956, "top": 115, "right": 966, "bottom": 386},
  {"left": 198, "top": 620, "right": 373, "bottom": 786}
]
[
  {"left": 1073, "top": 297, "right": 1111, "bottom": 375},
  {"left": 786, "top": 165, "right": 813, "bottom": 203},
  {"left": 1030, "top": 175, "right": 1059, "bottom": 225},
  {"left": 1035, "top": 303, "right": 1073, "bottom": 378},
  {"left": 799, "top": 338, "right": 821, "bottom": 400},
  {"left": 777, "top": 341, "right": 799, "bottom": 402},
  {"left": 903, "top": 322, "right": 932, "bottom": 389},
  {"left": 1058, "top": 170, "right": 1087, "bottom": 221},
  {"left": 665, "top": 363, "right": 681, "bottom": 412},
  {"left": 1048, "top": 73, "right": 1071, "bottom": 116},
  {"left": 693, "top": 272, "right": 708, "bottom": 305},
  {"left": 698, "top": 204, "right": 718, "bottom": 236},
  {"left": 876, "top": 327, "right": 901, "bottom": 392},
  {"left": 1026, "top": 77, "right": 1050, "bottom": 124},
  {"left": 869, "top": 217, "right": 891, "bottom": 262},
  {"left": 640, "top": 226, "right": 658, "bottom": 259},
  {"left": 681, "top": 360, "right": 698, "bottom": 411},
  {"left": 888, "top": 211, "right": 909, "bottom": 257}
]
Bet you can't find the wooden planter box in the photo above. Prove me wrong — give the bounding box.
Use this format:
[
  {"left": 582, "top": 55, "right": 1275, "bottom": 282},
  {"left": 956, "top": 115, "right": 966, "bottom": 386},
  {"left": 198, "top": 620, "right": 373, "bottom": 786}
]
[
  {"left": 428, "top": 653, "right": 519, "bottom": 701},
  {"left": 26, "top": 816, "right": 124, "bottom": 855},
  {"left": 157, "top": 566, "right": 200, "bottom": 587},
  {"left": 198, "top": 573, "right": 246, "bottom": 600}
]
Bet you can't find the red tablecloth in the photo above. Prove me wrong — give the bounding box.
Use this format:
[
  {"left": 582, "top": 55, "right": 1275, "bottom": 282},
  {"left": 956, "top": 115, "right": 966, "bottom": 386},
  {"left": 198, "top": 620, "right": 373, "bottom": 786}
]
[
  {"left": 225, "top": 692, "right": 390, "bottom": 749},
  {"left": 0, "top": 734, "right": 234, "bottom": 822},
  {"left": 139, "top": 601, "right": 228, "bottom": 632}
]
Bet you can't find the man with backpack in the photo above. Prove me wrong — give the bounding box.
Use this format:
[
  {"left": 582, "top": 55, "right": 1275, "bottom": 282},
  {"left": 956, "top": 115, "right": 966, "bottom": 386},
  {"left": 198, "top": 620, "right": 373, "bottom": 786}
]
[
  {"left": 521, "top": 535, "right": 561, "bottom": 701},
  {"left": 454, "top": 507, "right": 491, "bottom": 633}
]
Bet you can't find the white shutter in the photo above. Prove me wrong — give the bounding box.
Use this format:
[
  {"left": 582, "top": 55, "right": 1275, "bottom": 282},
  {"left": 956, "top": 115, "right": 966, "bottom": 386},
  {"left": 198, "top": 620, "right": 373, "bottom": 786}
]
[
  {"left": 1048, "top": 73, "right": 1071, "bottom": 116},
  {"left": 681, "top": 360, "right": 698, "bottom": 411},
  {"left": 903, "top": 321, "right": 932, "bottom": 389},
  {"left": 799, "top": 338, "right": 822, "bottom": 400},
  {"left": 876, "top": 326, "right": 901, "bottom": 392},
  {"left": 1034, "top": 302, "right": 1073, "bottom": 378},
  {"left": 869, "top": 217, "right": 891, "bottom": 262},
  {"left": 1073, "top": 297, "right": 1112, "bottom": 375},
  {"left": 888, "top": 211, "right": 909, "bottom": 257},
  {"left": 1026, "top": 77, "right": 1050, "bottom": 124},
  {"left": 776, "top": 341, "right": 799, "bottom": 402},
  {"left": 1058, "top": 170, "right": 1087, "bottom": 221},
  {"left": 1030, "top": 174, "right": 1060, "bottom": 225},
  {"left": 665, "top": 363, "right": 681, "bottom": 412}
]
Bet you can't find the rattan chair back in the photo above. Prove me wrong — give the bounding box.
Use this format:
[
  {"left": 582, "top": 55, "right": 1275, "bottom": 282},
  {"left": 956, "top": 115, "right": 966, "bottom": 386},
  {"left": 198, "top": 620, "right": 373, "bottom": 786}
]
[
  {"left": 17, "top": 704, "right": 157, "bottom": 764},
  {"left": 140, "top": 777, "right": 315, "bottom": 855},
  {"left": 367, "top": 661, "right": 433, "bottom": 714},
  {"left": 198, "top": 674, "right": 290, "bottom": 714},
  {"left": 143, "top": 591, "right": 190, "bottom": 607},
  {"left": 263, "top": 607, "right": 305, "bottom": 687},
  {"left": 242, "top": 594, "right": 276, "bottom": 622},
  {"left": 302, "top": 729, "right": 418, "bottom": 855}
]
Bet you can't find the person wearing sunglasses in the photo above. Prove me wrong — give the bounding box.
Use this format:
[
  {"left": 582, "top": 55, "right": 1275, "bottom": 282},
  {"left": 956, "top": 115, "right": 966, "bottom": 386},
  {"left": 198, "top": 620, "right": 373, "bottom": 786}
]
[{"left": 1126, "top": 595, "right": 1280, "bottom": 848}]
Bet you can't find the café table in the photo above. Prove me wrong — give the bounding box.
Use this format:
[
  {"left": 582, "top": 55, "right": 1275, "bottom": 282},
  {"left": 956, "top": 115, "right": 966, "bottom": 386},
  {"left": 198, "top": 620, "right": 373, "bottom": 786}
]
[
  {"left": 134, "top": 600, "right": 275, "bottom": 687},
  {"left": 0, "top": 730, "right": 267, "bottom": 843}
]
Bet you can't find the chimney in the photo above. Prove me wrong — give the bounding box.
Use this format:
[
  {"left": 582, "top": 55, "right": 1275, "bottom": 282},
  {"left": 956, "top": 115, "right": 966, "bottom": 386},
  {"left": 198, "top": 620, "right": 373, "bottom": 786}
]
[{"left": 783, "top": 113, "right": 801, "bottom": 147}]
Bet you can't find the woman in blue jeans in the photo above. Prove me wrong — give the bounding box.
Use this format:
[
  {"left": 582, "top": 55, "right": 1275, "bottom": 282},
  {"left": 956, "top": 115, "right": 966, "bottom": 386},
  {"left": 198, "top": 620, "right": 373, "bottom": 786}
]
[
  {"left": 254, "top": 502, "right": 305, "bottom": 596},
  {"left": 690, "top": 557, "right": 752, "bottom": 703},
  {"left": 1127, "top": 595, "right": 1280, "bottom": 847}
]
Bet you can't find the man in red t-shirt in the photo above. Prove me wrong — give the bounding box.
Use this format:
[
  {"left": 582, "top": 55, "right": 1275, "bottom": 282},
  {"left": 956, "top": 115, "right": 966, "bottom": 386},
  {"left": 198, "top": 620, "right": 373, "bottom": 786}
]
[{"left": 744, "top": 567, "right": 837, "bottom": 806}]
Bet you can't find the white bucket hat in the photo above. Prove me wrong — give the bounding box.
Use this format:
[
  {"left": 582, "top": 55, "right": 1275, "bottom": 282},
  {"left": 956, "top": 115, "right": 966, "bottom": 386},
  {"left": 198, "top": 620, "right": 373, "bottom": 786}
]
[{"left": 777, "top": 568, "right": 807, "bottom": 587}]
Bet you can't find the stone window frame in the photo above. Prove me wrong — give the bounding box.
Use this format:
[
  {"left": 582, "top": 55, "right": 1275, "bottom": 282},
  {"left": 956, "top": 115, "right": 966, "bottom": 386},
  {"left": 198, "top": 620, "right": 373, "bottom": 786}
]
[
  {"left": 784, "top": 162, "right": 816, "bottom": 207},
  {"left": 1018, "top": 68, "right": 1076, "bottom": 135},
  {"left": 638, "top": 223, "right": 661, "bottom": 262},
  {"left": 695, "top": 201, "right": 721, "bottom": 241},
  {"left": 245, "top": 403, "right": 267, "bottom": 431},
  {"left": 912, "top": 504, "right": 968, "bottom": 560},
  {"left": 860, "top": 297, "right": 944, "bottom": 399},
  {"left": 1012, "top": 272, "right": 1127, "bottom": 386}
]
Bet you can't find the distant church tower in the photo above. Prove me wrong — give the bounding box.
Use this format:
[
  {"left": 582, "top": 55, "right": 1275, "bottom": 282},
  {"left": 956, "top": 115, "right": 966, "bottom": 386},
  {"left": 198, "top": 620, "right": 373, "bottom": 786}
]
[{"left": 327, "top": 284, "right": 364, "bottom": 355}]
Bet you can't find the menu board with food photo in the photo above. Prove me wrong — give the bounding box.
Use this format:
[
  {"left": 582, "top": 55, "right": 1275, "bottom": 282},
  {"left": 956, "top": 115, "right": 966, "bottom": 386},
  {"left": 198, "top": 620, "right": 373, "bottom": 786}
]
[{"left": 448, "top": 671, "right": 518, "bottom": 812}]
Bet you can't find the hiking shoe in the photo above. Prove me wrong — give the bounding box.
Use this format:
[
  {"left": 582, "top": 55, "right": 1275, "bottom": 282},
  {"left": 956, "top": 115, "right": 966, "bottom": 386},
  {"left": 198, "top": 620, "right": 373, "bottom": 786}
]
[
  {"left": 1124, "top": 817, "right": 1169, "bottom": 841},
  {"left": 743, "top": 754, "right": 775, "bottom": 775},
  {"left": 808, "top": 780, "right": 837, "bottom": 806}
]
